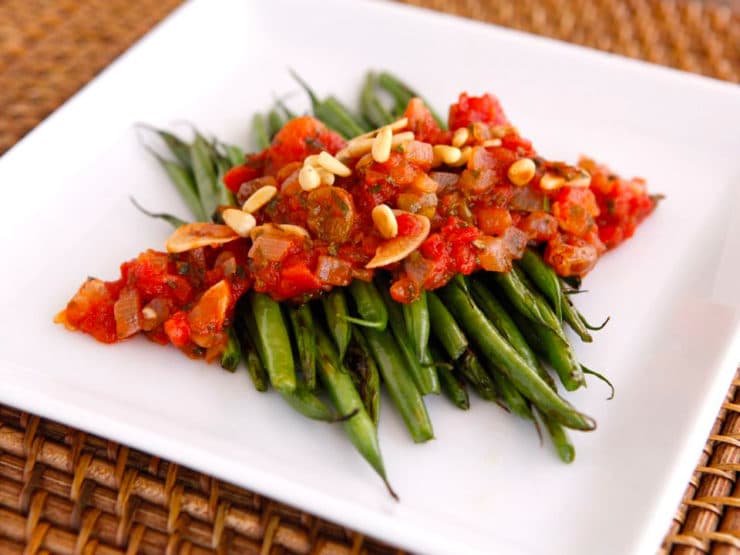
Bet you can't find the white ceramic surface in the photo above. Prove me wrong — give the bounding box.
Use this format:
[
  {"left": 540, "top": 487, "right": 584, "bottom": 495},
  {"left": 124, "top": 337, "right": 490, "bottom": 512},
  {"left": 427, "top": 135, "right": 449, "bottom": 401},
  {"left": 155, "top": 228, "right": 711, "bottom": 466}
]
[{"left": 1, "top": 1, "right": 739, "bottom": 553}]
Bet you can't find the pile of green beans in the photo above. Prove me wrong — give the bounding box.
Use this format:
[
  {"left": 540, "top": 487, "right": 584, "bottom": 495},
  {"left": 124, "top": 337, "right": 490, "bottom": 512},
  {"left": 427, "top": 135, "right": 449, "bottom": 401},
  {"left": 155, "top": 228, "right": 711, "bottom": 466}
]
[{"left": 139, "top": 70, "right": 612, "bottom": 497}]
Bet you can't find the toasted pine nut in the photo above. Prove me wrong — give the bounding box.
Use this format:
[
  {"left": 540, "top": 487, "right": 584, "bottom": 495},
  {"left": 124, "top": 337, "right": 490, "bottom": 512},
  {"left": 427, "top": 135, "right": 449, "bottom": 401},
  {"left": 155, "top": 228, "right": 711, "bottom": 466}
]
[
  {"left": 567, "top": 170, "right": 591, "bottom": 188},
  {"left": 482, "top": 138, "right": 502, "bottom": 148},
  {"left": 372, "top": 126, "right": 393, "bottom": 163},
  {"left": 448, "top": 146, "right": 471, "bottom": 167},
  {"left": 390, "top": 131, "right": 414, "bottom": 146},
  {"left": 452, "top": 127, "right": 470, "bottom": 148},
  {"left": 299, "top": 164, "right": 321, "bottom": 191},
  {"left": 142, "top": 306, "right": 157, "bottom": 321},
  {"left": 539, "top": 172, "right": 565, "bottom": 191},
  {"left": 432, "top": 145, "right": 462, "bottom": 166},
  {"left": 277, "top": 224, "right": 311, "bottom": 238},
  {"left": 242, "top": 185, "right": 278, "bottom": 213},
  {"left": 317, "top": 151, "right": 351, "bottom": 177},
  {"left": 507, "top": 158, "right": 537, "bottom": 186},
  {"left": 316, "top": 166, "right": 336, "bottom": 186},
  {"left": 222, "top": 208, "right": 256, "bottom": 237},
  {"left": 371, "top": 204, "right": 398, "bottom": 239}
]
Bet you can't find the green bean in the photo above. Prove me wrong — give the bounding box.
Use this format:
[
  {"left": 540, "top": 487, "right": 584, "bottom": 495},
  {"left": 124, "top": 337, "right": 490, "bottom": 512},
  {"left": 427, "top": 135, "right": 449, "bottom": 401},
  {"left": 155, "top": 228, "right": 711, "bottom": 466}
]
[
  {"left": 225, "top": 144, "right": 245, "bottom": 168},
  {"left": 267, "top": 110, "right": 284, "bottom": 139},
  {"left": 438, "top": 278, "right": 595, "bottom": 430},
  {"left": 287, "top": 303, "right": 317, "bottom": 390},
  {"left": 491, "top": 370, "right": 532, "bottom": 420},
  {"left": 512, "top": 312, "right": 585, "bottom": 392},
  {"left": 377, "top": 71, "right": 447, "bottom": 129},
  {"left": 360, "top": 72, "right": 393, "bottom": 128},
  {"left": 345, "top": 280, "right": 388, "bottom": 330},
  {"left": 345, "top": 332, "right": 381, "bottom": 425},
  {"left": 517, "top": 250, "right": 593, "bottom": 342},
  {"left": 249, "top": 293, "right": 296, "bottom": 393},
  {"left": 402, "top": 289, "right": 430, "bottom": 360},
  {"left": 428, "top": 291, "right": 468, "bottom": 361},
  {"left": 129, "top": 197, "right": 188, "bottom": 228},
  {"left": 321, "top": 289, "right": 352, "bottom": 360},
  {"left": 456, "top": 349, "right": 498, "bottom": 401},
  {"left": 146, "top": 148, "right": 205, "bottom": 221},
  {"left": 360, "top": 327, "right": 434, "bottom": 442},
  {"left": 274, "top": 97, "right": 297, "bottom": 120},
  {"left": 431, "top": 345, "right": 469, "bottom": 410},
  {"left": 469, "top": 278, "right": 574, "bottom": 453},
  {"left": 541, "top": 413, "right": 575, "bottom": 463},
  {"left": 189, "top": 134, "right": 221, "bottom": 222},
  {"left": 237, "top": 305, "right": 269, "bottom": 392},
  {"left": 378, "top": 283, "right": 438, "bottom": 395},
  {"left": 139, "top": 124, "right": 192, "bottom": 168},
  {"left": 220, "top": 328, "right": 241, "bottom": 372},
  {"left": 252, "top": 113, "right": 270, "bottom": 150},
  {"left": 279, "top": 384, "right": 337, "bottom": 422},
  {"left": 469, "top": 278, "right": 546, "bottom": 380},
  {"left": 315, "top": 328, "right": 397, "bottom": 499},
  {"left": 517, "top": 249, "right": 565, "bottom": 324},
  {"left": 211, "top": 147, "right": 237, "bottom": 208},
  {"left": 491, "top": 269, "right": 563, "bottom": 339}
]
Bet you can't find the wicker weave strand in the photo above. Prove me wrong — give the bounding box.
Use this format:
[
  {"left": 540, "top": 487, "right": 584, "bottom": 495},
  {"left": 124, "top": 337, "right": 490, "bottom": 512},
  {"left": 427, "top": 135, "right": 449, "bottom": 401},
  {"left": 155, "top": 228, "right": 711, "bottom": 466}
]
[{"left": 0, "top": 0, "right": 739, "bottom": 553}]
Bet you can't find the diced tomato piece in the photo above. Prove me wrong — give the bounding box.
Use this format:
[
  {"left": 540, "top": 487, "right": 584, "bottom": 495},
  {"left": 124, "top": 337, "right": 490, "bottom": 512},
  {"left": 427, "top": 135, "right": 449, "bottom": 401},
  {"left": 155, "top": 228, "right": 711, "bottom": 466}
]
[
  {"left": 448, "top": 92, "right": 509, "bottom": 130},
  {"left": 265, "top": 116, "right": 345, "bottom": 175},
  {"left": 475, "top": 206, "right": 512, "bottom": 236},
  {"left": 275, "top": 263, "right": 322, "bottom": 300},
  {"left": 404, "top": 98, "right": 448, "bottom": 144},
  {"left": 224, "top": 163, "right": 260, "bottom": 193},
  {"left": 420, "top": 233, "right": 445, "bottom": 260},
  {"left": 164, "top": 311, "right": 191, "bottom": 348}
]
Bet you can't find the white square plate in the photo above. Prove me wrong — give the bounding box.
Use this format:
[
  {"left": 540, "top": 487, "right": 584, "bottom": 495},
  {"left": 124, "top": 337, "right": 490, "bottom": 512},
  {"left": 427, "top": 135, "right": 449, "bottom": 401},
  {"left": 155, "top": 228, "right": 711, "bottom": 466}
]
[{"left": 1, "top": 1, "right": 739, "bottom": 553}]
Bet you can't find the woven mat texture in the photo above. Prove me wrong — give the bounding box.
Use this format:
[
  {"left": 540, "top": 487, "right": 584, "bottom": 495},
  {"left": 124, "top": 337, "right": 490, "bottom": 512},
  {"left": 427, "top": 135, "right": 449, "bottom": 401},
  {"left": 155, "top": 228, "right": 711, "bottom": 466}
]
[{"left": 0, "top": 0, "right": 739, "bottom": 553}]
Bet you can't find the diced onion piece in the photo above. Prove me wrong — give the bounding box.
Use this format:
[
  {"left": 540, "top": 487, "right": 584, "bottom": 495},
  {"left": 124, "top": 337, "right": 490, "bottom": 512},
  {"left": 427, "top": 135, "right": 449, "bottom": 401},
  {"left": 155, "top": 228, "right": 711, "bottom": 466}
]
[
  {"left": 214, "top": 251, "right": 238, "bottom": 277},
  {"left": 316, "top": 255, "right": 353, "bottom": 286},
  {"left": 113, "top": 288, "right": 141, "bottom": 339},
  {"left": 366, "top": 211, "right": 430, "bottom": 269},
  {"left": 475, "top": 236, "right": 513, "bottom": 272},
  {"left": 429, "top": 171, "right": 460, "bottom": 192},
  {"left": 166, "top": 223, "right": 239, "bottom": 253},
  {"left": 249, "top": 232, "right": 294, "bottom": 262},
  {"left": 502, "top": 226, "right": 528, "bottom": 258},
  {"left": 188, "top": 280, "right": 231, "bottom": 348},
  {"left": 141, "top": 297, "right": 169, "bottom": 332}
]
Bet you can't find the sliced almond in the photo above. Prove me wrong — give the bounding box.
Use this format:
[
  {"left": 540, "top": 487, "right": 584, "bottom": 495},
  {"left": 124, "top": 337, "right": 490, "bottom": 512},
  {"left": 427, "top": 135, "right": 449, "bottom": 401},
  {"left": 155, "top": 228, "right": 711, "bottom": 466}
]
[
  {"left": 166, "top": 223, "right": 239, "bottom": 253},
  {"left": 366, "top": 211, "right": 430, "bottom": 269}
]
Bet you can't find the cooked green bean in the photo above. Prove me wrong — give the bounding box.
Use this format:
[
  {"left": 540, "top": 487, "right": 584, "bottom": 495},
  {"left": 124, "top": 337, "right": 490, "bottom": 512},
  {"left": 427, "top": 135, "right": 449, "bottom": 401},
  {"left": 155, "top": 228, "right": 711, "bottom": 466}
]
[
  {"left": 252, "top": 113, "right": 270, "bottom": 150},
  {"left": 360, "top": 72, "right": 394, "bottom": 128},
  {"left": 279, "top": 384, "right": 337, "bottom": 422},
  {"left": 438, "top": 277, "right": 595, "bottom": 431},
  {"left": 378, "top": 283, "right": 438, "bottom": 395},
  {"left": 129, "top": 197, "right": 188, "bottom": 228},
  {"left": 542, "top": 413, "right": 575, "bottom": 463},
  {"left": 517, "top": 249, "right": 593, "bottom": 342},
  {"left": 267, "top": 110, "right": 284, "bottom": 139},
  {"left": 428, "top": 291, "right": 468, "bottom": 361},
  {"left": 189, "top": 134, "right": 221, "bottom": 221},
  {"left": 517, "top": 249, "right": 565, "bottom": 324},
  {"left": 456, "top": 349, "right": 497, "bottom": 401},
  {"left": 140, "top": 125, "right": 192, "bottom": 168},
  {"left": 345, "top": 280, "right": 388, "bottom": 330},
  {"left": 491, "top": 269, "right": 563, "bottom": 339},
  {"left": 316, "top": 327, "right": 397, "bottom": 498},
  {"left": 433, "top": 347, "right": 469, "bottom": 410},
  {"left": 403, "top": 289, "right": 430, "bottom": 360},
  {"left": 220, "top": 328, "right": 241, "bottom": 372},
  {"left": 377, "top": 71, "right": 447, "bottom": 129},
  {"left": 345, "top": 332, "right": 381, "bottom": 425},
  {"left": 225, "top": 144, "right": 245, "bottom": 168},
  {"left": 321, "top": 289, "right": 352, "bottom": 360},
  {"left": 287, "top": 303, "right": 317, "bottom": 389},
  {"left": 146, "top": 149, "right": 205, "bottom": 221},
  {"left": 237, "top": 306, "right": 269, "bottom": 392},
  {"left": 360, "top": 327, "right": 434, "bottom": 442},
  {"left": 249, "top": 293, "right": 296, "bottom": 393}
]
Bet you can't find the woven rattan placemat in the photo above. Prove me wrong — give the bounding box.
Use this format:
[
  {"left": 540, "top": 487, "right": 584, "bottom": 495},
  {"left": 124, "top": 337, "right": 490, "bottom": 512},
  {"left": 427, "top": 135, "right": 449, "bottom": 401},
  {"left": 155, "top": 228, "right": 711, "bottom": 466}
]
[{"left": 1, "top": 1, "right": 738, "bottom": 553}]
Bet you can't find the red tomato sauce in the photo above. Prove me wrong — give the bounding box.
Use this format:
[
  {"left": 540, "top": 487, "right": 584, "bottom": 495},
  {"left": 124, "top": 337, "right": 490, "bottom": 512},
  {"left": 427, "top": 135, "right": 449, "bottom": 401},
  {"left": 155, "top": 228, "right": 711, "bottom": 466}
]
[{"left": 59, "top": 93, "right": 658, "bottom": 357}]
